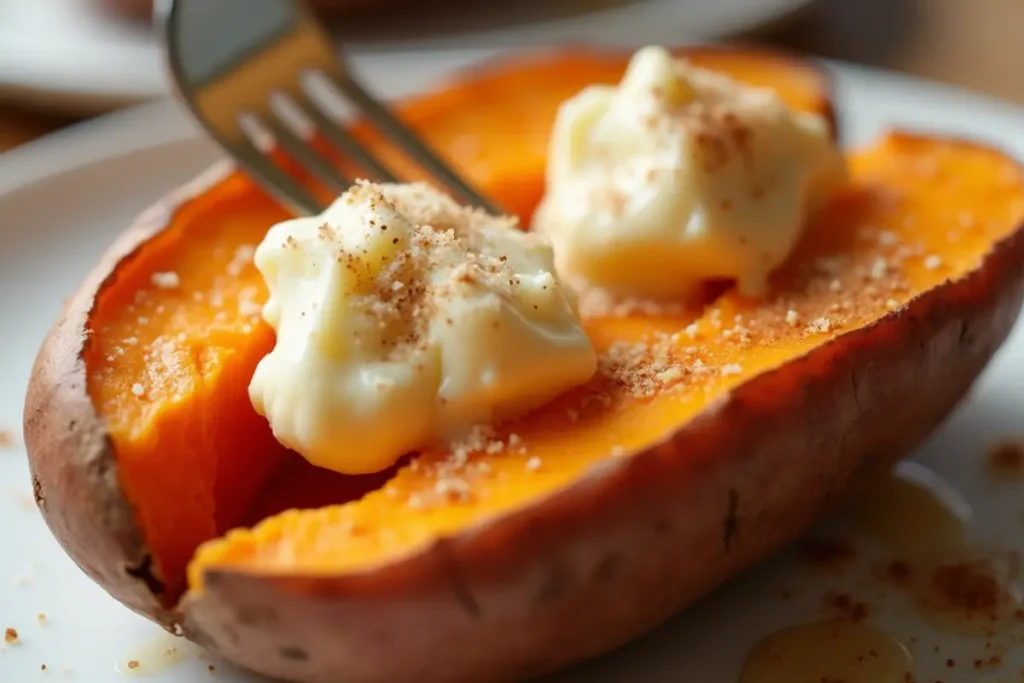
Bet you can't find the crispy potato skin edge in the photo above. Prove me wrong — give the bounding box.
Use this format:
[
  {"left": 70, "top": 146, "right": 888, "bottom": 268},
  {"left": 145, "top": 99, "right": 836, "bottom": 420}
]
[
  {"left": 23, "top": 163, "right": 235, "bottom": 628},
  {"left": 182, "top": 136, "right": 1024, "bottom": 683}
]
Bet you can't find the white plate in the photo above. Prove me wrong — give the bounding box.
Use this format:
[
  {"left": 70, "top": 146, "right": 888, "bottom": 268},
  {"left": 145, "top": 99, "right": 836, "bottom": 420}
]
[
  {"left": 0, "top": 0, "right": 814, "bottom": 114},
  {"left": 2, "top": 53, "right": 1024, "bottom": 683}
]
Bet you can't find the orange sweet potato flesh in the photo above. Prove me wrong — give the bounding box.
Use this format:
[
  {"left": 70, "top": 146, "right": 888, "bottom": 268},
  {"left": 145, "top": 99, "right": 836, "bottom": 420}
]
[{"left": 23, "top": 45, "right": 1024, "bottom": 683}]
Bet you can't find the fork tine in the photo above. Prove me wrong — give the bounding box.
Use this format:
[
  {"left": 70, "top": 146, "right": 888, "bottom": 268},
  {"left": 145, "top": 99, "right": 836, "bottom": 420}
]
[
  {"left": 266, "top": 115, "right": 351, "bottom": 195},
  {"left": 163, "top": 0, "right": 501, "bottom": 219},
  {"left": 232, "top": 135, "right": 326, "bottom": 216},
  {"left": 296, "top": 93, "right": 400, "bottom": 184},
  {"left": 328, "top": 71, "right": 505, "bottom": 216}
]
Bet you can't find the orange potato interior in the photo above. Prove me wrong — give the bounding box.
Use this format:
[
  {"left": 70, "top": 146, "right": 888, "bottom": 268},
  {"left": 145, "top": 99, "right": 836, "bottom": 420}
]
[{"left": 81, "top": 48, "right": 1024, "bottom": 602}]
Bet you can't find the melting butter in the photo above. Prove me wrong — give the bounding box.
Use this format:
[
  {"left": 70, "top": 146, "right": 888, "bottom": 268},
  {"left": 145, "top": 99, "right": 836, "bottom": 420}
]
[
  {"left": 849, "top": 460, "right": 972, "bottom": 560},
  {"left": 740, "top": 619, "right": 912, "bottom": 683},
  {"left": 115, "top": 632, "right": 203, "bottom": 677}
]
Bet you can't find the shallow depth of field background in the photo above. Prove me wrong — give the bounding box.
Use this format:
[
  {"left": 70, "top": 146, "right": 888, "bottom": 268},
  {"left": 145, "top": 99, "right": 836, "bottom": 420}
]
[{"left": 0, "top": 0, "right": 1022, "bottom": 154}]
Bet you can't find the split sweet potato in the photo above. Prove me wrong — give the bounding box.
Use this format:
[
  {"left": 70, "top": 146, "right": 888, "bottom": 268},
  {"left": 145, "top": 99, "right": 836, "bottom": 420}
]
[{"left": 23, "top": 46, "right": 1024, "bottom": 683}]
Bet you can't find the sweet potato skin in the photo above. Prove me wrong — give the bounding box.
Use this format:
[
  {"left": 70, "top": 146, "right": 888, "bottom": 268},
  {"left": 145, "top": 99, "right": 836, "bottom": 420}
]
[
  {"left": 23, "top": 163, "right": 235, "bottom": 628},
  {"left": 179, "top": 136, "right": 1024, "bottom": 683}
]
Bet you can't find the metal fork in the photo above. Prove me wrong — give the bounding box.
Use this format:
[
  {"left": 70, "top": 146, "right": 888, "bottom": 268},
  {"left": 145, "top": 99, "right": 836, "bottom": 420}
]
[{"left": 158, "top": 0, "right": 500, "bottom": 217}]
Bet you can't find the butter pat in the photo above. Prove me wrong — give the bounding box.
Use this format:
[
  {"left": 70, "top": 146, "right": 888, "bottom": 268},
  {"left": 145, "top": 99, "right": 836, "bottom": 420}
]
[
  {"left": 249, "top": 181, "right": 597, "bottom": 475},
  {"left": 534, "top": 45, "right": 848, "bottom": 298}
]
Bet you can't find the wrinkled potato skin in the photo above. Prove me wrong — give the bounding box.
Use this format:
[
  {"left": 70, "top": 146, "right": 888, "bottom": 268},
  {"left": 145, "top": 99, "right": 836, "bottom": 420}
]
[{"left": 181, "top": 173, "right": 1024, "bottom": 681}]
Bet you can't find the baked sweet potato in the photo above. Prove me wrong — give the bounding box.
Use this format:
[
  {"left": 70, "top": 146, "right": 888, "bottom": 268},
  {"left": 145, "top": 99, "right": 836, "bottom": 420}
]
[{"left": 23, "top": 46, "right": 1024, "bottom": 683}]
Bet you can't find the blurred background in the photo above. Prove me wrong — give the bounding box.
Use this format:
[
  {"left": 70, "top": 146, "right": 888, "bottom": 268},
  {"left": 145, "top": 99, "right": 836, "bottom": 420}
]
[{"left": 1, "top": 0, "right": 1022, "bottom": 154}]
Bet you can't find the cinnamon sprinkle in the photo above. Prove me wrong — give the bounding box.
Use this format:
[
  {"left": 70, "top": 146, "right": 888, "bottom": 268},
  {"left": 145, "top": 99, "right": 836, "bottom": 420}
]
[
  {"left": 930, "top": 560, "right": 1003, "bottom": 614},
  {"left": 987, "top": 440, "right": 1024, "bottom": 478}
]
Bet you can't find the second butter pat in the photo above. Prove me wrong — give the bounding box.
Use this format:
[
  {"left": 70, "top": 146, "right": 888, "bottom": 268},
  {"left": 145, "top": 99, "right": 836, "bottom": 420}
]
[
  {"left": 534, "top": 45, "right": 848, "bottom": 299},
  {"left": 249, "top": 182, "right": 597, "bottom": 475}
]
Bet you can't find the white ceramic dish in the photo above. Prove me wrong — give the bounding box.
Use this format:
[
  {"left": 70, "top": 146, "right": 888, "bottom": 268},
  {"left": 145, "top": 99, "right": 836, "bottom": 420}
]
[
  {"left": 2, "top": 52, "right": 1024, "bottom": 682},
  {"left": 0, "top": 0, "right": 814, "bottom": 114}
]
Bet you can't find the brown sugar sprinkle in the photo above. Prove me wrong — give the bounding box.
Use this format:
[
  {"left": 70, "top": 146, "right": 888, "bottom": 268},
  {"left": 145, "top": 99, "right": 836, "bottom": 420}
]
[
  {"left": 4, "top": 627, "right": 18, "bottom": 644},
  {"left": 805, "top": 317, "right": 832, "bottom": 334},
  {"left": 36, "top": 613, "right": 46, "bottom": 625},
  {"left": 576, "top": 287, "right": 688, "bottom": 319},
  {"left": 600, "top": 335, "right": 699, "bottom": 398},
  {"left": 0, "top": 429, "right": 14, "bottom": 449},
  {"left": 577, "top": 243, "right": 911, "bottom": 382},
  {"left": 987, "top": 440, "right": 1024, "bottom": 478},
  {"left": 208, "top": 664, "right": 216, "bottom": 672},
  {"left": 296, "top": 182, "right": 532, "bottom": 363},
  {"left": 406, "top": 425, "right": 529, "bottom": 509},
  {"left": 127, "top": 660, "right": 140, "bottom": 670},
  {"left": 433, "top": 475, "right": 472, "bottom": 503},
  {"left": 447, "top": 425, "right": 508, "bottom": 466}
]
